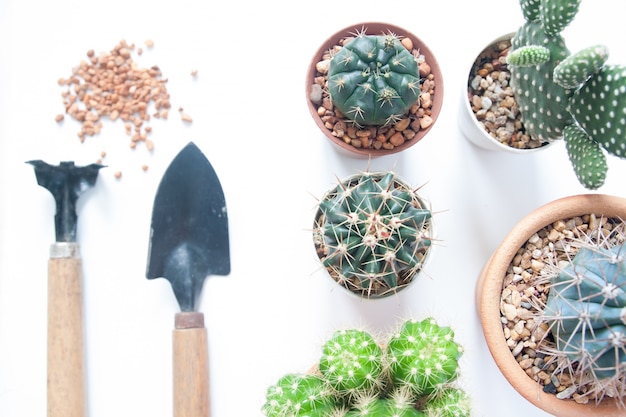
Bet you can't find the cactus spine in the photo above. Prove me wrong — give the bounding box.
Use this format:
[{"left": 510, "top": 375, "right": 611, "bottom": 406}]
[
  {"left": 542, "top": 242, "right": 626, "bottom": 402},
  {"left": 262, "top": 318, "right": 470, "bottom": 416},
  {"left": 386, "top": 318, "right": 464, "bottom": 396},
  {"left": 328, "top": 29, "right": 421, "bottom": 126},
  {"left": 313, "top": 171, "right": 432, "bottom": 298},
  {"left": 319, "top": 329, "right": 385, "bottom": 396}
]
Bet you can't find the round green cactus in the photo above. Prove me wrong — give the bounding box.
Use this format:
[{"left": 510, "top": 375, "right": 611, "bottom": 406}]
[
  {"left": 313, "top": 171, "right": 432, "bottom": 298},
  {"left": 319, "top": 329, "right": 385, "bottom": 395},
  {"left": 424, "top": 388, "right": 472, "bottom": 417},
  {"left": 386, "top": 318, "right": 463, "bottom": 395},
  {"left": 543, "top": 242, "right": 626, "bottom": 400},
  {"left": 345, "top": 390, "right": 425, "bottom": 417},
  {"left": 328, "top": 29, "right": 421, "bottom": 126},
  {"left": 261, "top": 373, "right": 337, "bottom": 417}
]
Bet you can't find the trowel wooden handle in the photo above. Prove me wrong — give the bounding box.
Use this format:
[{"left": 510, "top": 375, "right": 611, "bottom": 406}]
[
  {"left": 173, "top": 312, "right": 209, "bottom": 417},
  {"left": 47, "top": 243, "right": 87, "bottom": 417}
]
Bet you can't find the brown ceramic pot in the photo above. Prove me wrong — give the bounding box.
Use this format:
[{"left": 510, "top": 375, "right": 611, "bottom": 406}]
[
  {"left": 476, "top": 194, "right": 626, "bottom": 417},
  {"left": 306, "top": 22, "right": 443, "bottom": 157}
]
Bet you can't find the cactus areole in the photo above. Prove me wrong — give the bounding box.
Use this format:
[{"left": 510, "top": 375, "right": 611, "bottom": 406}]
[
  {"left": 544, "top": 243, "right": 626, "bottom": 383},
  {"left": 328, "top": 31, "right": 421, "bottom": 126},
  {"left": 313, "top": 172, "right": 432, "bottom": 298}
]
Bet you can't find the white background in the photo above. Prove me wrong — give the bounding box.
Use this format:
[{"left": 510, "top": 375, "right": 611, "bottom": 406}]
[{"left": 1, "top": 1, "right": 626, "bottom": 416}]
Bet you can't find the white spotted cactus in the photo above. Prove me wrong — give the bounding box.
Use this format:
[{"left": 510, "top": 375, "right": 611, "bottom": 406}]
[
  {"left": 261, "top": 318, "right": 471, "bottom": 416},
  {"left": 505, "top": 0, "right": 626, "bottom": 189},
  {"left": 554, "top": 45, "right": 626, "bottom": 189},
  {"left": 542, "top": 242, "right": 626, "bottom": 402}
]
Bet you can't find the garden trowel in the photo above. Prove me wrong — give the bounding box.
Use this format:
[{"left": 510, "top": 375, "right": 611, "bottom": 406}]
[
  {"left": 27, "top": 159, "right": 104, "bottom": 417},
  {"left": 146, "top": 142, "right": 230, "bottom": 417}
]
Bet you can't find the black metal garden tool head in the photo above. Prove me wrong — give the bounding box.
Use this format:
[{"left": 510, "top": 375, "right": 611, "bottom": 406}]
[
  {"left": 27, "top": 160, "right": 104, "bottom": 242},
  {"left": 146, "top": 142, "right": 230, "bottom": 312}
]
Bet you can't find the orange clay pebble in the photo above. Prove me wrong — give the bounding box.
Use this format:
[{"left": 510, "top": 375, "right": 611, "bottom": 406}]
[
  {"left": 55, "top": 114, "right": 64, "bottom": 123},
  {"left": 142, "top": 165, "right": 149, "bottom": 172},
  {"left": 114, "top": 171, "right": 122, "bottom": 179}
]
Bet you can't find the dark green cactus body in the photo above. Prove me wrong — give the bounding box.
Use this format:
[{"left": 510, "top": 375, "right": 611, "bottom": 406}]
[
  {"left": 424, "top": 388, "right": 472, "bottom": 417},
  {"left": 328, "top": 32, "right": 421, "bottom": 126},
  {"left": 544, "top": 243, "right": 626, "bottom": 380},
  {"left": 509, "top": 20, "right": 573, "bottom": 142},
  {"left": 316, "top": 172, "right": 432, "bottom": 298},
  {"left": 318, "top": 329, "right": 384, "bottom": 395},
  {"left": 518, "top": 0, "right": 540, "bottom": 21},
  {"left": 386, "top": 318, "right": 463, "bottom": 395},
  {"left": 261, "top": 373, "right": 336, "bottom": 417}
]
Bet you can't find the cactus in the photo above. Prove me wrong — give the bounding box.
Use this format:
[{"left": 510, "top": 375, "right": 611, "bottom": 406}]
[
  {"left": 386, "top": 318, "right": 463, "bottom": 396},
  {"left": 345, "top": 389, "right": 425, "bottom": 417},
  {"left": 261, "top": 373, "right": 338, "bottom": 417},
  {"left": 503, "top": 0, "right": 626, "bottom": 189},
  {"left": 313, "top": 171, "right": 432, "bottom": 298},
  {"left": 553, "top": 45, "right": 626, "bottom": 189},
  {"left": 424, "top": 388, "right": 472, "bottom": 417},
  {"left": 261, "top": 319, "right": 471, "bottom": 416},
  {"left": 507, "top": 0, "right": 577, "bottom": 143},
  {"left": 542, "top": 242, "right": 626, "bottom": 402},
  {"left": 328, "top": 28, "right": 421, "bottom": 126},
  {"left": 318, "top": 328, "right": 385, "bottom": 396}
]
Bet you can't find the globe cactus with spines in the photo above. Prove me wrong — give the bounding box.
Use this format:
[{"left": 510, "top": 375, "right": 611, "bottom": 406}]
[
  {"left": 261, "top": 373, "right": 338, "bottom": 417},
  {"left": 328, "top": 28, "right": 421, "bottom": 126},
  {"left": 345, "top": 389, "right": 425, "bottom": 417},
  {"left": 319, "top": 328, "right": 385, "bottom": 396},
  {"left": 262, "top": 319, "right": 471, "bottom": 416},
  {"left": 314, "top": 171, "right": 432, "bottom": 298},
  {"left": 542, "top": 241, "right": 626, "bottom": 403},
  {"left": 386, "top": 318, "right": 463, "bottom": 396},
  {"left": 423, "top": 388, "right": 472, "bottom": 417}
]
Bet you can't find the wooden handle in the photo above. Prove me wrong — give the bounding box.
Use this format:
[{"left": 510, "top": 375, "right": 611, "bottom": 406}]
[
  {"left": 173, "top": 312, "right": 209, "bottom": 417},
  {"left": 47, "top": 243, "right": 87, "bottom": 417}
]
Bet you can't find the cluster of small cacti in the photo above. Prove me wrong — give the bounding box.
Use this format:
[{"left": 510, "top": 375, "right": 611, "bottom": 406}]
[
  {"left": 328, "top": 28, "right": 421, "bottom": 126},
  {"left": 313, "top": 171, "right": 432, "bottom": 298},
  {"left": 540, "top": 241, "right": 626, "bottom": 403},
  {"left": 506, "top": 0, "right": 626, "bottom": 189},
  {"left": 262, "top": 317, "right": 471, "bottom": 417}
]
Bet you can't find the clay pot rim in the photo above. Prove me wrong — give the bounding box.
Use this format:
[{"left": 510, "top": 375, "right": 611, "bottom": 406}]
[
  {"left": 476, "top": 194, "right": 626, "bottom": 417},
  {"left": 305, "top": 21, "right": 444, "bottom": 157}
]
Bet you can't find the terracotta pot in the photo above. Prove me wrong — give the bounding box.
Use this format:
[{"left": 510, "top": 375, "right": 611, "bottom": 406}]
[
  {"left": 476, "top": 194, "right": 626, "bottom": 417},
  {"left": 313, "top": 172, "right": 433, "bottom": 299},
  {"left": 306, "top": 22, "right": 443, "bottom": 157},
  {"left": 460, "top": 32, "right": 553, "bottom": 153}
]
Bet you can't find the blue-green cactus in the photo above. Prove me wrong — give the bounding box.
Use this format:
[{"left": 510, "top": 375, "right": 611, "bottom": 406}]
[
  {"left": 318, "top": 329, "right": 385, "bottom": 396},
  {"left": 386, "top": 318, "right": 463, "bottom": 396},
  {"left": 314, "top": 171, "right": 432, "bottom": 298},
  {"left": 543, "top": 242, "right": 626, "bottom": 400},
  {"left": 261, "top": 373, "right": 337, "bottom": 417},
  {"left": 328, "top": 28, "right": 421, "bottom": 126}
]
